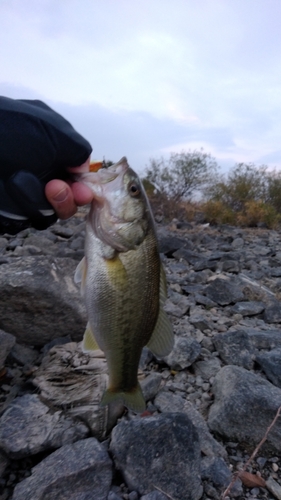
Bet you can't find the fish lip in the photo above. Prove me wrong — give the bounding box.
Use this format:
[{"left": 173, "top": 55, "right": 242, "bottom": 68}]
[{"left": 73, "top": 157, "right": 129, "bottom": 194}]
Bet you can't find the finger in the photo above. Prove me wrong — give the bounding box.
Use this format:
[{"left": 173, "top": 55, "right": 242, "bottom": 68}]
[
  {"left": 45, "top": 180, "right": 77, "bottom": 220},
  {"left": 71, "top": 182, "right": 94, "bottom": 206}
]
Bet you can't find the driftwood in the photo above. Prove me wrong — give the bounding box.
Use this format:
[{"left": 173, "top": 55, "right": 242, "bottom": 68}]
[{"left": 33, "top": 342, "right": 123, "bottom": 439}]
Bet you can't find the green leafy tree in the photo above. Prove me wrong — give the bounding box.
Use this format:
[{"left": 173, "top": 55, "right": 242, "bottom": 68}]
[{"left": 145, "top": 149, "right": 218, "bottom": 201}]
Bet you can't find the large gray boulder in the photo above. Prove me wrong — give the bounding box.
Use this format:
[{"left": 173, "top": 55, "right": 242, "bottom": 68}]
[
  {"left": 110, "top": 413, "right": 202, "bottom": 500},
  {"left": 208, "top": 365, "right": 281, "bottom": 453},
  {"left": 0, "top": 256, "right": 87, "bottom": 346},
  {"left": 11, "top": 438, "right": 112, "bottom": 500},
  {"left": 0, "top": 394, "right": 88, "bottom": 458}
]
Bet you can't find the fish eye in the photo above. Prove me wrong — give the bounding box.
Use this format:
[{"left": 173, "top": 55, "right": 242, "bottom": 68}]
[{"left": 128, "top": 183, "right": 141, "bottom": 197}]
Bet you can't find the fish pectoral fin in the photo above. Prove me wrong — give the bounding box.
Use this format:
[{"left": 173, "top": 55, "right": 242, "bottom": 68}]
[
  {"left": 82, "top": 322, "right": 100, "bottom": 352},
  {"left": 74, "top": 257, "right": 87, "bottom": 297},
  {"left": 100, "top": 383, "right": 146, "bottom": 413},
  {"left": 146, "top": 307, "right": 174, "bottom": 357}
]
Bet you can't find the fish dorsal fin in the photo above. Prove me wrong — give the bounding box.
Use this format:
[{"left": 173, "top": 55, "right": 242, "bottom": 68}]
[
  {"left": 146, "top": 263, "right": 174, "bottom": 357},
  {"left": 82, "top": 322, "right": 100, "bottom": 352},
  {"left": 74, "top": 257, "right": 87, "bottom": 297}
]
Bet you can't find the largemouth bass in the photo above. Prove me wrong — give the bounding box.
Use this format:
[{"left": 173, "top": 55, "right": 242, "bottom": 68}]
[{"left": 74, "top": 157, "right": 174, "bottom": 412}]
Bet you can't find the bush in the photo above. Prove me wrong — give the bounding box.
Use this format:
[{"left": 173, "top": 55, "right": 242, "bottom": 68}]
[
  {"left": 205, "top": 163, "right": 268, "bottom": 211},
  {"left": 266, "top": 170, "right": 281, "bottom": 213},
  {"left": 202, "top": 200, "right": 236, "bottom": 225},
  {"left": 145, "top": 149, "right": 218, "bottom": 202},
  {"left": 237, "top": 201, "right": 281, "bottom": 229}
]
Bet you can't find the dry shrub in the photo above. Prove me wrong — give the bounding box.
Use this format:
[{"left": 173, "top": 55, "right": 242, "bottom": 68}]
[
  {"left": 148, "top": 194, "right": 199, "bottom": 222},
  {"left": 201, "top": 200, "right": 236, "bottom": 225},
  {"left": 237, "top": 201, "right": 281, "bottom": 229}
]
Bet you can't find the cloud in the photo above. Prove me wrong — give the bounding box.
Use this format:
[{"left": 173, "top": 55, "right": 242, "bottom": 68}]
[{"left": 1, "top": 1, "right": 281, "bottom": 173}]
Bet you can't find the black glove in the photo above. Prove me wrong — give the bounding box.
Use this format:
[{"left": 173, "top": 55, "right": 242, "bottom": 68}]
[{"left": 0, "top": 97, "right": 92, "bottom": 234}]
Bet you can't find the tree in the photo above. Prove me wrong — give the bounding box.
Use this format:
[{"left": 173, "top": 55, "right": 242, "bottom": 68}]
[
  {"left": 266, "top": 169, "right": 281, "bottom": 213},
  {"left": 145, "top": 149, "right": 218, "bottom": 201},
  {"left": 205, "top": 163, "right": 268, "bottom": 211}
]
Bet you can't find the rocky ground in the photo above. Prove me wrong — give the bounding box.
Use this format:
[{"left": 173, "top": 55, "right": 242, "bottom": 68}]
[{"left": 1, "top": 211, "right": 281, "bottom": 499}]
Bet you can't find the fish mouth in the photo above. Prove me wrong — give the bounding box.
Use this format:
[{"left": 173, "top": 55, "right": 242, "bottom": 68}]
[{"left": 74, "top": 157, "right": 129, "bottom": 191}]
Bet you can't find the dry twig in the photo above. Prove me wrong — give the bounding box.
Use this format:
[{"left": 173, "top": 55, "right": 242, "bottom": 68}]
[
  {"left": 222, "top": 405, "right": 281, "bottom": 498},
  {"left": 153, "top": 484, "right": 176, "bottom": 500}
]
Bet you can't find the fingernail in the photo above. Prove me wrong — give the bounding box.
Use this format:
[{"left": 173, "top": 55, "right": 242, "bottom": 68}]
[{"left": 52, "top": 188, "right": 68, "bottom": 203}]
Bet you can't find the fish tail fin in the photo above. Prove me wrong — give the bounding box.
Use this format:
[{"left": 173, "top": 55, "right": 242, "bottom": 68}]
[{"left": 100, "top": 384, "right": 146, "bottom": 413}]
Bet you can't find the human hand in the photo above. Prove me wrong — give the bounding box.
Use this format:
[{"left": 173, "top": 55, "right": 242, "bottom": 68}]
[
  {"left": 45, "top": 157, "right": 94, "bottom": 220},
  {"left": 0, "top": 97, "right": 93, "bottom": 234}
]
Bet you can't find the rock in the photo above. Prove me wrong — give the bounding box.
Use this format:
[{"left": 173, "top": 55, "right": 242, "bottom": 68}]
[
  {"left": 189, "top": 315, "right": 213, "bottom": 331},
  {"left": 205, "top": 278, "right": 244, "bottom": 305},
  {"left": 201, "top": 456, "right": 231, "bottom": 487},
  {"left": 208, "top": 365, "right": 281, "bottom": 453},
  {"left": 0, "top": 330, "right": 16, "bottom": 370},
  {"left": 0, "top": 394, "right": 89, "bottom": 458},
  {"left": 140, "top": 373, "right": 162, "bottom": 403},
  {"left": 8, "top": 343, "right": 39, "bottom": 366},
  {"left": 0, "top": 256, "right": 87, "bottom": 346},
  {"left": 183, "top": 401, "right": 227, "bottom": 459},
  {"left": 221, "top": 260, "right": 240, "bottom": 273},
  {"left": 164, "top": 296, "right": 191, "bottom": 317},
  {"left": 110, "top": 413, "right": 202, "bottom": 500},
  {"left": 140, "top": 492, "right": 168, "bottom": 500},
  {"left": 154, "top": 390, "right": 186, "bottom": 413},
  {"left": 51, "top": 224, "right": 74, "bottom": 238},
  {"left": 256, "top": 348, "right": 281, "bottom": 387},
  {"left": 265, "top": 476, "right": 281, "bottom": 500},
  {"left": 270, "top": 267, "right": 281, "bottom": 277},
  {"left": 182, "top": 284, "right": 204, "bottom": 294},
  {"left": 11, "top": 438, "right": 112, "bottom": 500},
  {"left": 193, "top": 357, "right": 222, "bottom": 380},
  {"left": 163, "top": 336, "right": 201, "bottom": 370},
  {"left": 230, "top": 301, "right": 265, "bottom": 316},
  {"left": 0, "top": 237, "right": 8, "bottom": 249},
  {"left": 22, "top": 234, "right": 57, "bottom": 252},
  {"left": 193, "top": 259, "right": 218, "bottom": 272},
  {"left": 154, "top": 392, "right": 226, "bottom": 459},
  {"left": 172, "top": 248, "right": 199, "bottom": 265},
  {"left": 158, "top": 235, "right": 186, "bottom": 256},
  {"left": 108, "top": 491, "right": 123, "bottom": 500},
  {"left": 263, "top": 299, "right": 281, "bottom": 323},
  {"left": 0, "top": 449, "right": 9, "bottom": 478},
  {"left": 213, "top": 330, "right": 254, "bottom": 369},
  {"left": 247, "top": 329, "right": 281, "bottom": 349},
  {"left": 232, "top": 237, "right": 244, "bottom": 248},
  {"left": 194, "top": 293, "right": 217, "bottom": 308}
]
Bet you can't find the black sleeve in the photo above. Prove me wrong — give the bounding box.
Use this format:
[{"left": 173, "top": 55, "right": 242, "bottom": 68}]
[{"left": 0, "top": 97, "right": 92, "bottom": 234}]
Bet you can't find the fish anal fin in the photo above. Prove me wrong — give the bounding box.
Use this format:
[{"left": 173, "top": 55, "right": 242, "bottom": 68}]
[
  {"left": 82, "top": 322, "right": 100, "bottom": 352},
  {"left": 146, "top": 307, "right": 174, "bottom": 357},
  {"left": 100, "top": 383, "right": 146, "bottom": 413}
]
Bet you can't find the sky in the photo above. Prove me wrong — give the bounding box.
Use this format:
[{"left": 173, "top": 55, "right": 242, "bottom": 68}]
[{"left": 1, "top": 0, "right": 281, "bottom": 175}]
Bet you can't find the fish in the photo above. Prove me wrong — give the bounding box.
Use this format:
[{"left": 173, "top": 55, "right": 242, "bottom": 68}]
[{"left": 74, "top": 157, "right": 174, "bottom": 413}]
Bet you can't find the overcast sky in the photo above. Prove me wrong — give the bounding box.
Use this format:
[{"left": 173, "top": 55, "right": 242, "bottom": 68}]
[{"left": 1, "top": 0, "right": 281, "bottom": 174}]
